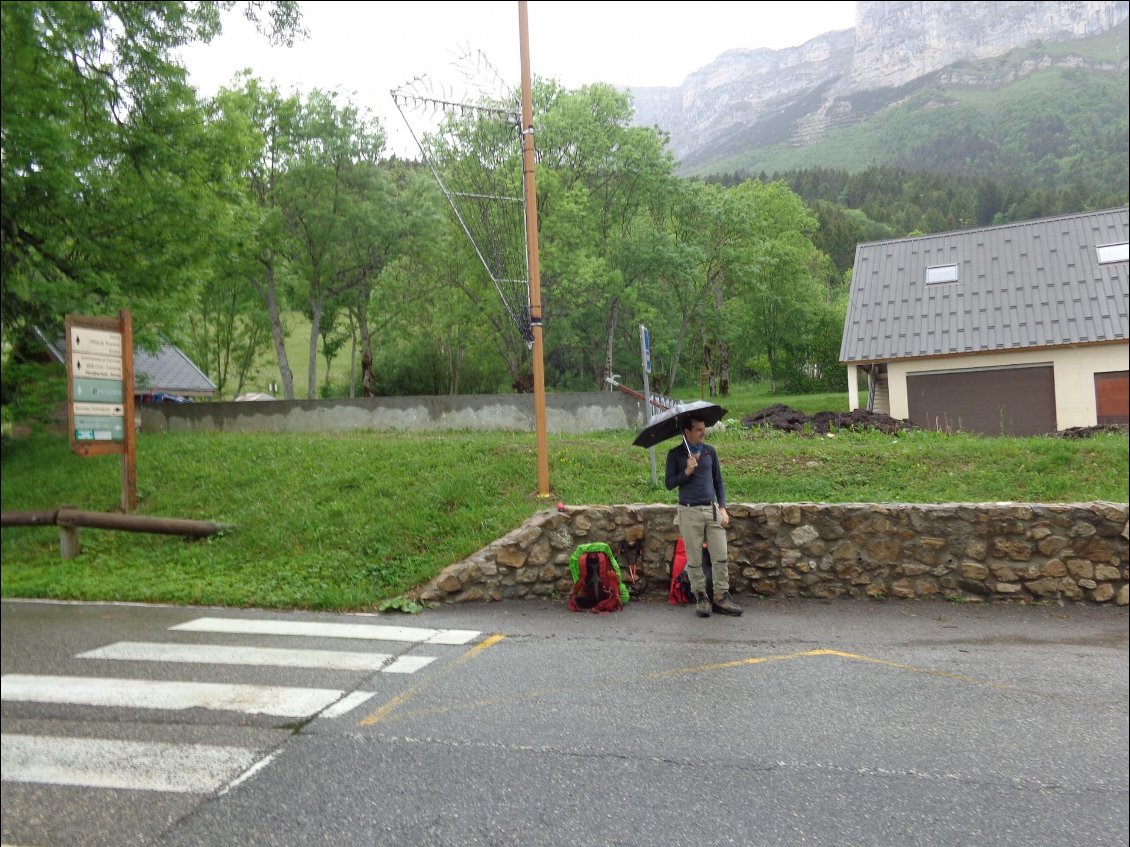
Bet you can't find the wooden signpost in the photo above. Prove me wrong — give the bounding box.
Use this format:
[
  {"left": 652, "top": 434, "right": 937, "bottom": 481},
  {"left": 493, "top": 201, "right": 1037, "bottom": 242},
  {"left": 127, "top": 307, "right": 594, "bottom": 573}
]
[{"left": 66, "top": 311, "right": 137, "bottom": 511}]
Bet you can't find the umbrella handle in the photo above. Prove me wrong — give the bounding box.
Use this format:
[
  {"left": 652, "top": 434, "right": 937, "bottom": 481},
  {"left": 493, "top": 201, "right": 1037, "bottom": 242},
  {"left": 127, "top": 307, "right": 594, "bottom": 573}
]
[{"left": 682, "top": 434, "right": 691, "bottom": 454}]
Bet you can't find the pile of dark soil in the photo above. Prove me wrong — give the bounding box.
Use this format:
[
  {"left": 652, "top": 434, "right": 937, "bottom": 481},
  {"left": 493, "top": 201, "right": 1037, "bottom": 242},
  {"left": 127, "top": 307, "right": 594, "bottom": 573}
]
[
  {"left": 1048, "top": 424, "right": 1128, "bottom": 439},
  {"left": 741, "top": 404, "right": 913, "bottom": 435},
  {"left": 741, "top": 404, "right": 1126, "bottom": 438}
]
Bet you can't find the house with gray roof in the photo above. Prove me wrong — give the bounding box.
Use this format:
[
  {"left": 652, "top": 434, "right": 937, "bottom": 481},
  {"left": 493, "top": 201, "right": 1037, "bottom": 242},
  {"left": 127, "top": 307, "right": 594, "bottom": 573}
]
[
  {"left": 839, "top": 207, "right": 1129, "bottom": 435},
  {"left": 38, "top": 330, "right": 217, "bottom": 400},
  {"left": 131, "top": 343, "right": 217, "bottom": 399}
]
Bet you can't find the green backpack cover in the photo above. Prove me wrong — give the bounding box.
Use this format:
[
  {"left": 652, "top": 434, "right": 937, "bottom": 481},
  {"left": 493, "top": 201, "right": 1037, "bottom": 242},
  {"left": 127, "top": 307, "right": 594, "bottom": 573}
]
[{"left": 567, "top": 542, "right": 630, "bottom": 607}]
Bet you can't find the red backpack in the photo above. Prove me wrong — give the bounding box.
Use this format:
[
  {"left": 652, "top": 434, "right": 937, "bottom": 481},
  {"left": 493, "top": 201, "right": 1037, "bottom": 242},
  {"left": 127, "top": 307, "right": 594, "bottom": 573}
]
[
  {"left": 668, "top": 538, "right": 694, "bottom": 604},
  {"left": 668, "top": 538, "right": 714, "bottom": 604},
  {"left": 569, "top": 550, "right": 624, "bottom": 613}
]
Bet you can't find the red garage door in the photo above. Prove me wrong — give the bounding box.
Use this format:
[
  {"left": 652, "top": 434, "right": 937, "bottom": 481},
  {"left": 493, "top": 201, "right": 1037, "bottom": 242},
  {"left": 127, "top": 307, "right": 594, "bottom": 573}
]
[
  {"left": 1095, "top": 371, "right": 1129, "bottom": 425},
  {"left": 906, "top": 365, "right": 1057, "bottom": 436}
]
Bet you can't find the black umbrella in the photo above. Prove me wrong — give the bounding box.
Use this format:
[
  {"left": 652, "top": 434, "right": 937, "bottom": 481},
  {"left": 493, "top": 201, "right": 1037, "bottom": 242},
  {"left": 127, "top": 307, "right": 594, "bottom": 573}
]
[{"left": 632, "top": 400, "right": 728, "bottom": 450}]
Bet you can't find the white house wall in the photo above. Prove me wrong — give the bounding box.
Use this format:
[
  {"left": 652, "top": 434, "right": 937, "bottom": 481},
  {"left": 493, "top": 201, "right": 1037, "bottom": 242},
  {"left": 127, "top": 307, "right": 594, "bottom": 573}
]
[{"left": 885, "top": 341, "right": 1128, "bottom": 429}]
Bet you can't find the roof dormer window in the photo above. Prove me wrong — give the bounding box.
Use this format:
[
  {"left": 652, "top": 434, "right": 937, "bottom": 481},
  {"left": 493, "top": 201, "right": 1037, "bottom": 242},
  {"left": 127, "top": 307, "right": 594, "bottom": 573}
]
[
  {"left": 1097, "top": 242, "right": 1129, "bottom": 264},
  {"left": 926, "top": 264, "right": 959, "bottom": 284}
]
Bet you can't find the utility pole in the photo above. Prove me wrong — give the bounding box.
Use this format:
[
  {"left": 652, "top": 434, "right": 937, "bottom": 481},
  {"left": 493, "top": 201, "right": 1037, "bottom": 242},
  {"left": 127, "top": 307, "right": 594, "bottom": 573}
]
[{"left": 518, "top": 1, "right": 550, "bottom": 498}]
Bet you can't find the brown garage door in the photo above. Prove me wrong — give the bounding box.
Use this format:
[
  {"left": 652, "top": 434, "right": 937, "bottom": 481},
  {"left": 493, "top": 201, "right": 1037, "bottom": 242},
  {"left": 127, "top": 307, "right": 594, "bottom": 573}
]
[
  {"left": 906, "top": 365, "right": 1057, "bottom": 436},
  {"left": 1095, "top": 371, "right": 1129, "bottom": 425}
]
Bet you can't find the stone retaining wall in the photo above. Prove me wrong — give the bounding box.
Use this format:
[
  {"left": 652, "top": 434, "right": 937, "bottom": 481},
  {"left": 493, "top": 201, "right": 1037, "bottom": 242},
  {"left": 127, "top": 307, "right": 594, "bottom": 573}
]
[{"left": 416, "top": 502, "right": 1129, "bottom": 606}]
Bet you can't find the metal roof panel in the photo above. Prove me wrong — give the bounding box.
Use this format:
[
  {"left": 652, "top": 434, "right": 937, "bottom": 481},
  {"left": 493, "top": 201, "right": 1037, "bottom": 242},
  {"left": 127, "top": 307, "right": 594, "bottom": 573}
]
[{"left": 841, "top": 207, "right": 1130, "bottom": 363}]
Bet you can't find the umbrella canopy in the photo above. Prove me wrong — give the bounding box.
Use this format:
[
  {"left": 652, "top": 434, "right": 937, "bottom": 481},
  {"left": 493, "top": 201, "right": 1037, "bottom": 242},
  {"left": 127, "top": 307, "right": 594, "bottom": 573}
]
[{"left": 632, "top": 400, "right": 727, "bottom": 449}]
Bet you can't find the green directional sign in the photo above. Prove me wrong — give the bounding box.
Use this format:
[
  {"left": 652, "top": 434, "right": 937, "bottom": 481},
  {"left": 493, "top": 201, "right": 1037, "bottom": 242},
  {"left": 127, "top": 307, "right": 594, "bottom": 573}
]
[
  {"left": 73, "top": 377, "right": 124, "bottom": 403},
  {"left": 73, "top": 415, "right": 125, "bottom": 441},
  {"left": 67, "top": 311, "right": 137, "bottom": 510}
]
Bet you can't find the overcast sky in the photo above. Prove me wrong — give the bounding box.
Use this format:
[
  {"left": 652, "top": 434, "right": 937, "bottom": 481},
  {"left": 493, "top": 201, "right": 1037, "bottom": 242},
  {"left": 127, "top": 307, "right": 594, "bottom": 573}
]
[{"left": 180, "top": 1, "right": 858, "bottom": 155}]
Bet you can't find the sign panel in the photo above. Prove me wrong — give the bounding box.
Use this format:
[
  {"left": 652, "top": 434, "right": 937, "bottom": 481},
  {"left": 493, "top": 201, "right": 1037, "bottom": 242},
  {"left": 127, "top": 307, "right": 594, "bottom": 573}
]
[
  {"left": 72, "top": 377, "right": 124, "bottom": 403},
  {"left": 73, "top": 416, "right": 125, "bottom": 441},
  {"left": 73, "top": 402, "right": 124, "bottom": 417},
  {"left": 73, "top": 353, "right": 123, "bottom": 380},
  {"left": 66, "top": 311, "right": 137, "bottom": 510},
  {"left": 70, "top": 326, "right": 122, "bottom": 358}
]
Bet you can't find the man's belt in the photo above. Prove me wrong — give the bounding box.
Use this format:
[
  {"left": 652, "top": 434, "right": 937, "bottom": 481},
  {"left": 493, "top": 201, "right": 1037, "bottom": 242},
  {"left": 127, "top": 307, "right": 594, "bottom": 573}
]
[{"left": 679, "top": 500, "right": 714, "bottom": 507}]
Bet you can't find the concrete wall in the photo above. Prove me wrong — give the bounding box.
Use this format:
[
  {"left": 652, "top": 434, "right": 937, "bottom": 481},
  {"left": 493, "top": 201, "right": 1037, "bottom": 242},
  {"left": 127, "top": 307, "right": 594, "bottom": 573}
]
[
  {"left": 418, "top": 501, "right": 1129, "bottom": 607},
  {"left": 139, "top": 392, "right": 647, "bottom": 435}
]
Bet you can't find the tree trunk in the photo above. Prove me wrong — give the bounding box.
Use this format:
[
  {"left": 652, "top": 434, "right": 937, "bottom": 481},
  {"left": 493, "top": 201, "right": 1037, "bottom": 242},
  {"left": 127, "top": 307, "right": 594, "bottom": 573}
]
[
  {"left": 355, "top": 298, "right": 375, "bottom": 398},
  {"left": 664, "top": 318, "right": 688, "bottom": 396},
  {"left": 307, "top": 295, "right": 323, "bottom": 400},
  {"left": 718, "top": 340, "right": 730, "bottom": 397},
  {"left": 233, "top": 320, "right": 265, "bottom": 399},
  {"left": 445, "top": 341, "right": 464, "bottom": 395},
  {"left": 346, "top": 311, "right": 357, "bottom": 399},
  {"left": 767, "top": 343, "right": 778, "bottom": 393},
  {"left": 262, "top": 262, "right": 295, "bottom": 400}
]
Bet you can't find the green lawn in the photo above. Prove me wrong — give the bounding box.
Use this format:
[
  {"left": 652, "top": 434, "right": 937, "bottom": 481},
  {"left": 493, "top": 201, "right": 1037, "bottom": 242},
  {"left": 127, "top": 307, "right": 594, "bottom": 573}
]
[{"left": 3, "top": 383, "right": 1125, "bottom": 611}]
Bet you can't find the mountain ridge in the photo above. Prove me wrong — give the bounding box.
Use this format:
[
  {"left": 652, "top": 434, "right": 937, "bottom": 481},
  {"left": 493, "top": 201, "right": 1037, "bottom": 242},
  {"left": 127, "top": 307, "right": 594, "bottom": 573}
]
[{"left": 628, "top": 0, "right": 1130, "bottom": 177}]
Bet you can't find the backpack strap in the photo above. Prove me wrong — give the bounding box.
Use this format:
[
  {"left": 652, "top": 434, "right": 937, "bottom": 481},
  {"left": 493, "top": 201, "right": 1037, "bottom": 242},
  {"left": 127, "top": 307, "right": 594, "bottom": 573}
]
[
  {"left": 592, "top": 553, "right": 623, "bottom": 613},
  {"left": 568, "top": 552, "right": 599, "bottom": 611}
]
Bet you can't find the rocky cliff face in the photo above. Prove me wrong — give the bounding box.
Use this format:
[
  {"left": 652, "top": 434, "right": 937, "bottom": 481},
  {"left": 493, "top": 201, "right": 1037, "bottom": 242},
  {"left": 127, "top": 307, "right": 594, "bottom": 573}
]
[
  {"left": 850, "top": 0, "right": 1128, "bottom": 88},
  {"left": 630, "top": 0, "right": 1130, "bottom": 165}
]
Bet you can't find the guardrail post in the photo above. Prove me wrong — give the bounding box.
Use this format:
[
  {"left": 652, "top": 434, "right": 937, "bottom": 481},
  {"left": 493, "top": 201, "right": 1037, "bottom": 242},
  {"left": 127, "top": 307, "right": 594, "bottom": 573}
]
[
  {"left": 60, "top": 525, "right": 81, "bottom": 559},
  {"left": 58, "top": 504, "right": 80, "bottom": 559}
]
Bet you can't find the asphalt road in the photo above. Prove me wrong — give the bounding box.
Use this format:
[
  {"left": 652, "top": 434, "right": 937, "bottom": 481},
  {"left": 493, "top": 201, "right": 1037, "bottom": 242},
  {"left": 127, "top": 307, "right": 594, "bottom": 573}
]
[{"left": 2, "top": 596, "right": 1127, "bottom": 847}]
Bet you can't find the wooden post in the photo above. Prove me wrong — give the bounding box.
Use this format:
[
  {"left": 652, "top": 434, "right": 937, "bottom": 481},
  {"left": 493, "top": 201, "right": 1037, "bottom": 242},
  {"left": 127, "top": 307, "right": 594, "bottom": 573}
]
[
  {"left": 58, "top": 504, "right": 80, "bottom": 559},
  {"left": 518, "top": 1, "right": 551, "bottom": 499},
  {"left": 60, "top": 525, "right": 81, "bottom": 560},
  {"left": 120, "top": 309, "right": 137, "bottom": 511}
]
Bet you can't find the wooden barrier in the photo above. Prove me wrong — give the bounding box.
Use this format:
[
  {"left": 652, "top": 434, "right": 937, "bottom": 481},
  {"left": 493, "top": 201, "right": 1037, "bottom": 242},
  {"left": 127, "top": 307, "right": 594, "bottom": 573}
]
[{"left": 1, "top": 507, "right": 230, "bottom": 559}]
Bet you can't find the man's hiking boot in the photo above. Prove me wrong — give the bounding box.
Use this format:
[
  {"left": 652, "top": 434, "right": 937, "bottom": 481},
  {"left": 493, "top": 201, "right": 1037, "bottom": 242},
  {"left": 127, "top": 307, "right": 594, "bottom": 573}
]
[
  {"left": 712, "top": 592, "right": 743, "bottom": 616},
  {"left": 695, "top": 592, "right": 712, "bottom": 618}
]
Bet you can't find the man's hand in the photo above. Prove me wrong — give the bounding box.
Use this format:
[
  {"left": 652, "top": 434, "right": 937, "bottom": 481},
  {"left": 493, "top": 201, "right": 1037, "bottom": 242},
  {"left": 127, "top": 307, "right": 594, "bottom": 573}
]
[
  {"left": 685, "top": 453, "right": 698, "bottom": 475},
  {"left": 719, "top": 506, "right": 730, "bottom": 528}
]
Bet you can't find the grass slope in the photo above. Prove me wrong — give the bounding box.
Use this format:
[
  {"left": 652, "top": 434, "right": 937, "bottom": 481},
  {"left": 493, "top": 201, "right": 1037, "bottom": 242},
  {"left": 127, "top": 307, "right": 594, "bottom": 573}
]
[{"left": 2, "top": 387, "right": 1126, "bottom": 611}]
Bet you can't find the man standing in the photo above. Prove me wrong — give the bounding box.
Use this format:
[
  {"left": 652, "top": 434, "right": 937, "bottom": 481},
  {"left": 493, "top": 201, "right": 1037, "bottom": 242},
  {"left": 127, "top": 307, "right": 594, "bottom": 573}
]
[{"left": 665, "top": 414, "right": 743, "bottom": 618}]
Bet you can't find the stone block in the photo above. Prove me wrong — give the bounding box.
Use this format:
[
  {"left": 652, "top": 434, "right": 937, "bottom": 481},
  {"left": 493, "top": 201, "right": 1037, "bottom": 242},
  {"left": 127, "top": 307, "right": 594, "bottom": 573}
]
[
  {"left": 1025, "top": 577, "right": 1059, "bottom": 597},
  {"left": 992, "top": 539, "right": 1033, "bottom": 561},
  {"left": 961, "top": 561, "right": 990, "bottom": 580},
  {"left": 1065, "top": 558, "right": 1093, "bottom": 579},
  {"left": 1037, "top": 535, "right": 1070, "bottom": 556},
  {"left": 1091, "top": 583, "right": 1115, "bottom": 602}
]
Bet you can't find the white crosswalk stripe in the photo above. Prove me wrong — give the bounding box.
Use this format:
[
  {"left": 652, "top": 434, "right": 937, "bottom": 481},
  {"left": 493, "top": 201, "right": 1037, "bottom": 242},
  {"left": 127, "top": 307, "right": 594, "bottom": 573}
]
[
  {"left": 2, "top": 674, "right": 345, "bottom": 717},
  {"left": 321, "top": 690, "right": 378, "bottom": 718},
  {"left": 169, "top": 616, "right": 480, "bottom": 644},
  {"left": 2, "top": 734, "right": 260, "bottom": 793},
  {"left": 1, "top": 614, "right": 483, "bottom": 801},
  {"left": 76, "top": 640, "right": 432, "bottom": 671}
]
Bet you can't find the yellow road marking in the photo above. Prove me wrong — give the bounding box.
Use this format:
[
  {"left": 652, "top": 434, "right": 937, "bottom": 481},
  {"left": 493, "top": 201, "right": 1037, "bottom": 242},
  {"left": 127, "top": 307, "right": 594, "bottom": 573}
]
[
  {"left": 807, "top": 649, "right": 1025, "bottom": 690},
  {"left": 645, "top": 649, "right": 823, "bottom": 679},
  {"left": 358, "top": 644, "right": 1086, "bottom": 727},
  {"left": 358, "top": 633, "right": 505, "bottom": 726}
]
